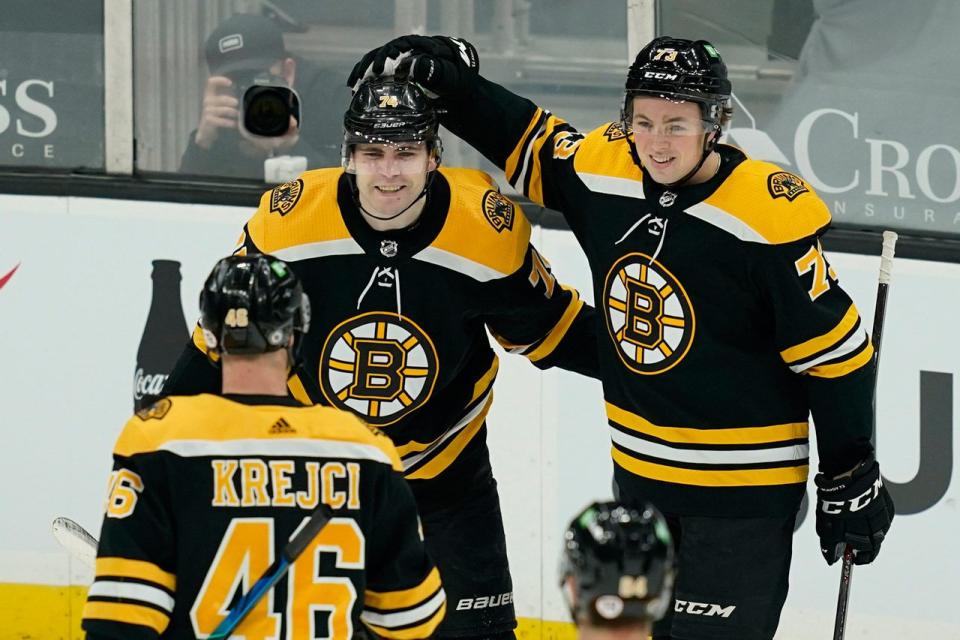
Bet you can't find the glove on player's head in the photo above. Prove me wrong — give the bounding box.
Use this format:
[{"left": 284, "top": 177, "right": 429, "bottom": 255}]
[
  {"left": 342, "top": 78, "right": 443, "bottom": 172},
  {"left": 560, "top": 501, "right": 675, "bottom": 627},
  {"left": 346, "top": 35, "right": 479, "bottom": 99},
  {"left": 199, "top": 254, "right": 310, "bottom": 361},
  {"left": 623, "top": 37, "right": 733, "bottom": 143}
]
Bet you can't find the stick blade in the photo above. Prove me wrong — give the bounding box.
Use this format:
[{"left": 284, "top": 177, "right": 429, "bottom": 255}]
[{"left": 52, "top": 517, "right": 98, "bottom": 568}]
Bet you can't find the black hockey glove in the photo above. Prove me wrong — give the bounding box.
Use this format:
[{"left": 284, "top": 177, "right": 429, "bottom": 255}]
[
  {"left": 347, "top": 34, "right": 479, "bottom": 98},
  {"left": 814, "top": 454, "right": 894, "bottom": 566}
]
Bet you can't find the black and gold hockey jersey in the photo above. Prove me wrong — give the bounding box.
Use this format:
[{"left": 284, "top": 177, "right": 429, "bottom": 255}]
[
  {"left": 166, "top": 167, "right": 596, "bottom": 496},
  {"left": 440, "top": 78, "right": 876, "bottom": 518},
  {"left": 81, "top": 394, "right": 445, "bottom": 640}
]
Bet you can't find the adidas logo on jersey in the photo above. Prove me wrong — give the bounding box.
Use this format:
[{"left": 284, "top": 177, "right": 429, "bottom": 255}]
[{"left": 269, "top": 417, "right": 295, "bottom": 434}]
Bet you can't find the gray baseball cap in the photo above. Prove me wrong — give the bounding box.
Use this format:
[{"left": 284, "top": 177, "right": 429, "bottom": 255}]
[{"left": 204, "top": 14, "right": 287, "bottom": 76}]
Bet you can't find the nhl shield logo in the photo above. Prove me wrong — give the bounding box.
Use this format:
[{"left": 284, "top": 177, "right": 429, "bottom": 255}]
[
  {"left": 269, "top": 178, "right": 304, "bottom": 216},
  {"left": 658, "top": 191, "right": 677, "bottom": 207},
  {"left": 482, "top": 190, "right": 515, "bottom": 233},
  {"left": 767, "top": 172, "right": 809, "bottom": 202}
]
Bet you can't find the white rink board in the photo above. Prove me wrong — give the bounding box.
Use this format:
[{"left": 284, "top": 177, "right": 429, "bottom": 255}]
[{"left": 0, "top": 194, "right": 957, "bottom": 638}]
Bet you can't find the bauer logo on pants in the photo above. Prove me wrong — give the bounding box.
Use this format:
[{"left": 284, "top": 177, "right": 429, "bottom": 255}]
[
  {"left": 319, "top": 311, "right": 439, "bottom": 426},
  {"left": 603, "top": 253, "right": 695, "bottom": 375}
]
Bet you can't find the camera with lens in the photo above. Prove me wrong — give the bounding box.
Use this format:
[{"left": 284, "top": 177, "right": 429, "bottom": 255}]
[{"left": 230, "top": 72, "right": 302, "bottom": 138}]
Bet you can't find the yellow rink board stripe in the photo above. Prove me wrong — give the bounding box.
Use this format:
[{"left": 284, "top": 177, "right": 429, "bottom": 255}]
[{"left": 0, "top": 583, "right": 585, "bottom": 639}]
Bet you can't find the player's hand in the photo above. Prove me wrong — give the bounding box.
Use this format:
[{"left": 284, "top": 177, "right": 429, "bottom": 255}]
[
  {"left": 814, "top": 454, "right": 894, "bottom": 565},
  {"left": 195, "top": 76, "right": 240, "bottom": 150},
  {"left": 347, "top": 35, "right": 479, "bottom": 98}
]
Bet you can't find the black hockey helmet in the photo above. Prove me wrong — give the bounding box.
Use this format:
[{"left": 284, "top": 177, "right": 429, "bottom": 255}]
[
  {"left": 622, "top": 37, "right": 732, "bottom": 138},
  {"left": 199, "top": 254, "right": 310, "bottom": 360},
  {"left": 342, "top": 78, "right": 442, "bottom": 171},
  {"left": 560, "top": 501, "right": 675, "bottom": 627}
]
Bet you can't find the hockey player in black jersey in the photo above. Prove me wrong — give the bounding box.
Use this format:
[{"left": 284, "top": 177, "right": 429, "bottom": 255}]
[
  {"left": 560, "top": 501, "right": 675, "bottom": 640},
  {"left": 349, "top": 36, "right": 896, "bottom": 639},
  {"left": 164, "top": 79, "right": 598, "bottom": 638},
  {"left": 83, "top": 254, "right": 445, "bottom": 639}
]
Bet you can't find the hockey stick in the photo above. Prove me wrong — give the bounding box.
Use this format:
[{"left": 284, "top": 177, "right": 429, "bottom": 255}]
[
  {"left": 832, "top": 230, "right": 898, "bottom": 640},
  {"left": 209, "top": 503, "right": 334, "bottom": 639},
  {"left": 51, "top": 517, "right": 98, "bottom": 568}
]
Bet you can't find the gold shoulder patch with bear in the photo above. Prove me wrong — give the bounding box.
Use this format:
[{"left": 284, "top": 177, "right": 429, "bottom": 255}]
[
  {"left": 767, "top": 171, "right": 809, "bottom": 202},
  {"left": 135, "top": 397, "right": 172, "bottom": 421},
  {"left": 481, "top": 189, "right": 516, "bottom": 233},
  {"left": 269, "top": 178, "right": 304, "bottom": 216}
]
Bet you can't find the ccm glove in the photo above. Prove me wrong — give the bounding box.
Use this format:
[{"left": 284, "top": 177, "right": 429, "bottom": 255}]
[
  {"left": 347, "top": 34, "right": 479, "bottom": 98},
  {"left": 814, "top": 454, "right": 894, "bottom": 566}
]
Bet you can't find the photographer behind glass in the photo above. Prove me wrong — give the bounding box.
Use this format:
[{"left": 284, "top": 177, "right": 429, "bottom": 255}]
[{"left": 180, "top": 14, "right": 345, "bottom": 181}]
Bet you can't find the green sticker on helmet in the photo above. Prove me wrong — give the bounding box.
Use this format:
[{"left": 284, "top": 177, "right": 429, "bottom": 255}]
[
  {"left": 578, "top": 507, "right": 598, "bottom": 528},
  {"left": 654, "top": 518, "right": 673, "bottom": 545},
  {"left": 270, "top": 261, "right": 287, "bottom": 278},
  {"left": 703, "top": 43, "right": 719, "bottom": 58}
]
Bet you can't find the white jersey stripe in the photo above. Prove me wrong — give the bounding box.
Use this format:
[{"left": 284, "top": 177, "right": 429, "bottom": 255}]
[
  {"left": 789, "top": 329, "right": 868, "bottom": 374},
  {"left": 610, "top": 428, "right": 809, "bottom": 465},
  {"left": 576, "top": 172, "right": 646, "bottom": 200},
  {"left": 413, "top": 246, "right": 507, "bottom": 282},
  {"left": 684, "top": 202, "right": 769, "bottom": 243},
  {"left": 271, "top": 238, "right": 364, "bottom": 262},
  {"left": 401, "top": 389, "right": 493, "bottom": 469},
  {"left": 514, "top": 116, "right": 548, "bottom": 194},
  {"left": 157, "top": 438, "right": 393, "bottom": 465},
  {"left": 362, "top": 587, "right": 446, "bottom": 629},
  {"left": 89, "top": 580, "right": 175, "bottom": 612}
]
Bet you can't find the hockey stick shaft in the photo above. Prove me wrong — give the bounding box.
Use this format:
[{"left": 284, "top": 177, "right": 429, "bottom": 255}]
[
  {"left": 208, "top": 504, "right": 334, "bottom": 640},
  {"left": 51, "top": 517, "right": 98, "bottom": 568},
  {"left": 832, "top": 230, "right": 898, "bottom": 640}
]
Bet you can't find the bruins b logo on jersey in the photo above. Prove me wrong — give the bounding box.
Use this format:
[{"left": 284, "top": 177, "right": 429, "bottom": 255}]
[
  {"left": 603, "top": 253, "right": 695, "bottom": 375},
  {"left": 269, "top": 178, "right": 304, "bottom": 216},
  {"left": 482, "top": 190, "right": 515, "bottom": 232},
  {"left": 767, "top": 172, "right": 809, "bottom": 202},
  {"left": 319, "top": 312, "right": 439, "bottom": 426}
]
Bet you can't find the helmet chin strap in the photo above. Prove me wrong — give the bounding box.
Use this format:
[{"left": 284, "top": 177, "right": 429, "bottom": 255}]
[
  {"left": 662, "top": 131, "right": 717, "bottom": 188},
  {"left": 350, "top": 171, "right": 436, "bottom": 222}
]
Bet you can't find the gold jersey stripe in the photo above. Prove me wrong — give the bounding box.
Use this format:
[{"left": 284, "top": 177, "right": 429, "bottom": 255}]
[
  {"left": 807, "top": 341, "right": 874, "bottom": 379},
  {"left": 365, "top": 602, "right": 447, "bottom": 640},
  {"left": 527, "top": 117, "right": 563, "bottom": 206},
  {"left": 115, "top": 396, "right": 402, "bottom": 471},
  {"left": 365, "top": 567, "right": 442, "bottom": 610},
  {"left": 95, "top": 557, "right": 176, "bottom": 591},
  {"left": 394, "top": 358, "right": 498, "bottom": 458},
  {"left": 780, "top": 304, "right": 859, "bottom": 364},
  {"left": 505, "top": 108, "right": 546, "bottom": 180},
  {"left": 405, "top": 394, "right": 493, "bottom": 480},
  {"left": 82, "top": 601, "right": 169, "bottom": 634},
  {"left": 606, "top": 403, "right": 808, "bottom": 445},
  {"left": 286, "top": 374, "right": 311, "bottom": 405},
  {"left": 527, "top": 287, "right": 584, "bottom": 362},
  {"left": 612, "top": 448, "right": 808, "bottom": 487}
]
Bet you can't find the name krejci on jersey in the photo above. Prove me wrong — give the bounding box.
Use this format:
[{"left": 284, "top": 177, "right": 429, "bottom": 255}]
[{"left": 210, "top": 459, "right": 362, "bottom": 510}]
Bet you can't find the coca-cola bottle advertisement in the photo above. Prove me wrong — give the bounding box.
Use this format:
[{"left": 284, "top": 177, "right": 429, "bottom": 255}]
[{"left": 134, "top": 260, "right": 189, "bottom": 410}]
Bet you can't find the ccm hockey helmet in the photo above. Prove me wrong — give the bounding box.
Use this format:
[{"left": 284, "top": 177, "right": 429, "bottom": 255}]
[
  {"left": 199, "top": 254, "right": 310, "bottom": 359},
  {"left": 622, "top": 36, "right": 732, "bottom": 138},
  {"left": 342, "top": 78, "right": 443, "bottom": 171},
  {"left": 560, "top": 501, "right": 675, "bottom": 627}
]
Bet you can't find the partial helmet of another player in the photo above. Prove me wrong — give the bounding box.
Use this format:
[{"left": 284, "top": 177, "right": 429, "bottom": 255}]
[
  {"left": 342, "top": 78, "right": 443, "bottom": 172},
  {"left": 560, "top": 500, "right": 675, "bottom": 627},
  {"left": 622, "top": 36, "right": 733, "bottom": 137},
  {"left": 199, "top": 254, "right": 311, "bottom": 359}
]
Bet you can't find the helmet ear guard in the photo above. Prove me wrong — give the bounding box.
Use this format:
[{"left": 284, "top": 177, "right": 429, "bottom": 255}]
[{"left": 199, "top": 254, "right": 310, "bottom": 364}]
